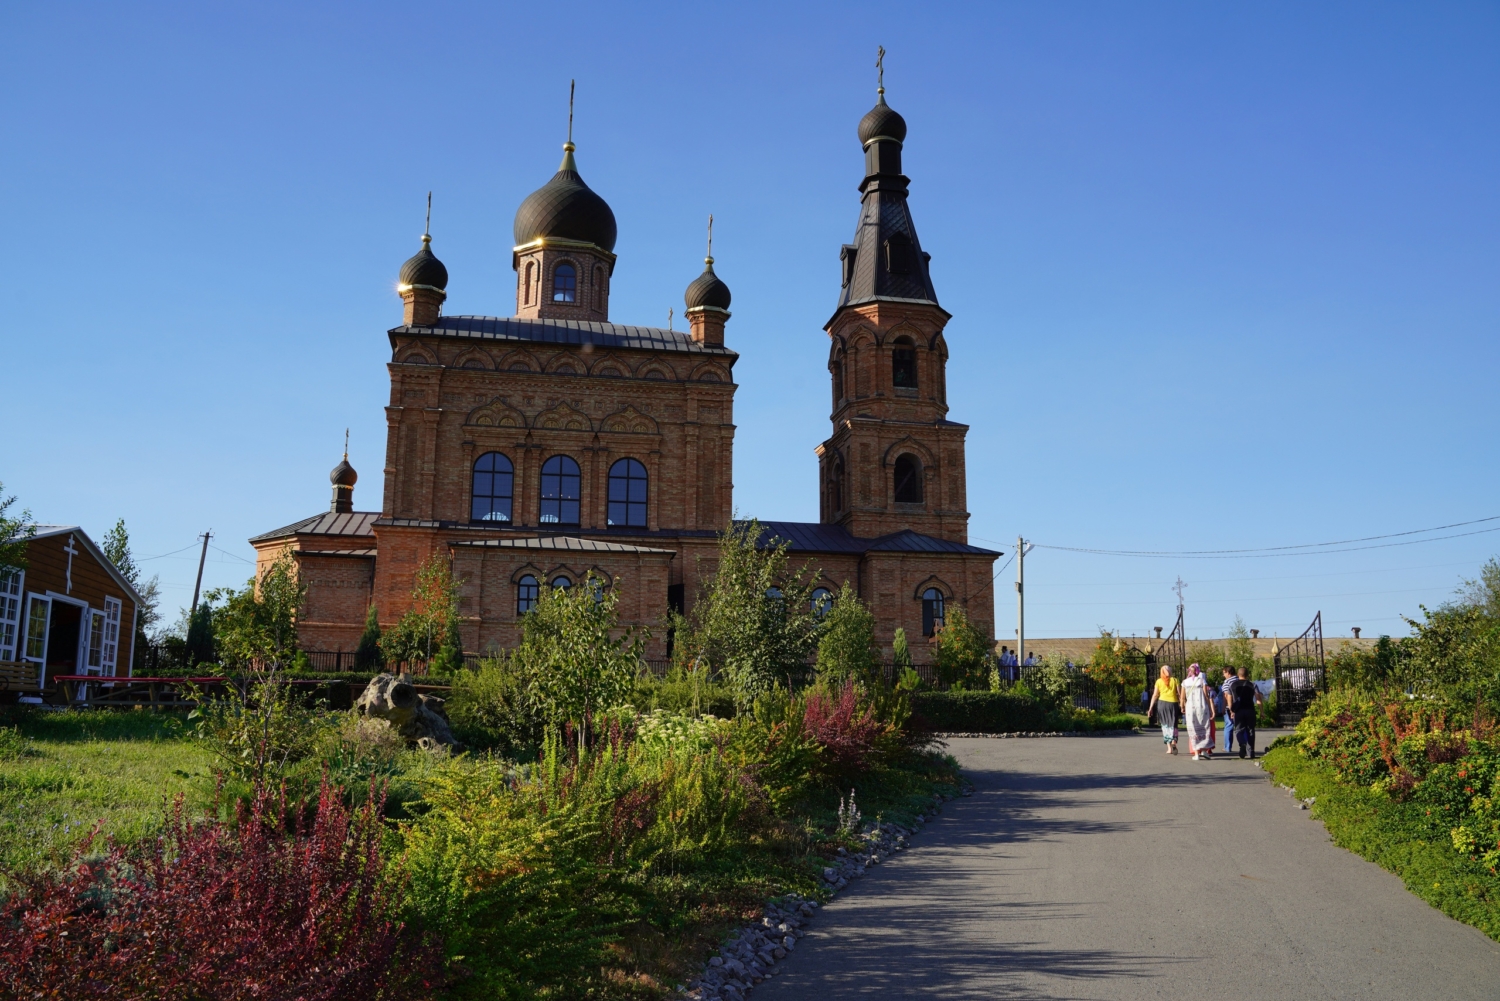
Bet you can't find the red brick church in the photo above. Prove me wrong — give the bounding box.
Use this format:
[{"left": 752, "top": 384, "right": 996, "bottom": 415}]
[{"left": 250, "top": 80, "right": 999, "bottom": 664}]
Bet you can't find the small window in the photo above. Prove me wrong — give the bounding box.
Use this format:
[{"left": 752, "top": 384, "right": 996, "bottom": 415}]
[
  {"left": 811, "top": 587, "right": 834, "bottom": 618},
  {"left": 892, "top": 339, "right": 917, "bottom": 389},
  {"left": 517, "top": 575, "right": 539, "bottom": 615},
  {"left": 471, "top": 452, "right": 514, "bottom": 523},
  {"left": 885, "top": 233, "right": 913, "bottom": 274},
  {"left": 523, "top": 262, "right": 535, "bottom": 305},
  {"left": 540, "top": 455, "right": 581, "bottom": 525},
  {"left": 553, "top": 263, "right": 577, "bottom": 303},
  {"left": 608, "top": 458, "right": 648, "bottom": 528},
  {"left": 922, "top": 588, "right": 945, "bottom": 637},
  {"left": 894, "top": 453, "right": 923, "bottom": 504},
  {"left": 552, "top": 575, "right": 572, "bottom": 590}
]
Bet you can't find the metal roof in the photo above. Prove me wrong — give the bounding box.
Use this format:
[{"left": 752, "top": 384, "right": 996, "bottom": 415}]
[
  {"left": 747, "top": 521, "right": 999, "bottom": 557},
  {"left": 451, "top": 536, "right": 675, "bottom": 555},
  {"left": 389, "top": 315, "right": 737, "bottom": 359},
  {"left": 248, "top": 511, "right": 379, "bottom": 543},
  {"left": 292, "top": 548, "right": 377, "bottom": 558}
]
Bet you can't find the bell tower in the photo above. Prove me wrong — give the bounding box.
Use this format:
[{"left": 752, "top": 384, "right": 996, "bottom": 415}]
[{"left": 816, "top": 64, "right": 972, "bottom": 544}]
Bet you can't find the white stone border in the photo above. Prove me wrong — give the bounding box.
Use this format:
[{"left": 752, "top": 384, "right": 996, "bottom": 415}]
[{"left": 933, "top": 729, "right": 1139, "bottom": 738}]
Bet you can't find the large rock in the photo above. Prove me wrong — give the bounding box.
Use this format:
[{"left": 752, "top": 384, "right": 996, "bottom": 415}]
[{"left": 355, "top": 673, "right": 459, "bottom": 749}]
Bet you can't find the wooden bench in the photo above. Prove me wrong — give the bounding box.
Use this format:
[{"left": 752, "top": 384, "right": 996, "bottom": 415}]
[{"left": 0, "top": 661, "right": 41, "bottom": 692}]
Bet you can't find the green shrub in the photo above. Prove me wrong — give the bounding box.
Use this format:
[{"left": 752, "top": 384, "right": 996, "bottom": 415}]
[
  {"left": 814, "top": 583, "right": 878, "bottom": 687},
  {"left": 632, "top": 667, "right": 736, "bottom": 719},
  {"left": 932, "top": 607, "right": 990, "bottom": 688},
  {"left": 445, "top": 657, "right": 544, "bottom": 758},
  {"left": 908, "top": 691, "right": 1050, "bottom": 732}
]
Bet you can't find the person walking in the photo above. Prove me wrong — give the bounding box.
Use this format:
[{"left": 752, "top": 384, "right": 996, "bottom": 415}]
[
  {"left": 1220, "top": 667, "right": 1236, "bottom": 754},
  {"left": 1182, "top": 664, "right": 1215, "bottom": 760},
  {"left": 1146, "top": 665, "right": 1181, "bottom": 755},
  {"left": 1227, "top": 666, "right": 1263, "bottom": 759}
]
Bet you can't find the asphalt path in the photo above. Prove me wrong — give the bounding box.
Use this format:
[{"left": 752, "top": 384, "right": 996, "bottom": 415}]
[{"left": 754, "top": 732, "right": 1500, "bottom": 1000}]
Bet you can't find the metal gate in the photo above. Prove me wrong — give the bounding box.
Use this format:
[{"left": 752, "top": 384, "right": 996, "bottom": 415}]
[
  {"left": 1145, "top": 607, "right": 1187, "bottom": 696},
  {"left": 1274, "top": 611, "right": 1325, "bottom": 726}
]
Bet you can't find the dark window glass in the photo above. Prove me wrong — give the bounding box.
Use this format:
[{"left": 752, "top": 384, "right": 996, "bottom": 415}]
[
  {"left": 922, "top": 587, "right": 945, "bottom": 637},
  {"left": 811, "top": 587, "right": 834, "bottom": 618},
  {"left": 607, "top": 458, "right": 648, "bottom": 527},
  {"left": 471, "top": 452, "right": 514, "bottom": 522},
  {"left": 894, "top": 454, "right": 923, "bottom": 503},
  {"left": 553, "top": 263, "right": 577, "bottom": 302},
  {"left": 765, "top": 586, "right": 783, "bottom": 602},
  {"left": 540, "top": 455, "right": 581, "bottom": 525},
  {"left": 517, "top": 575, "right": 539, "bottom": 615},
  {"left": 551, "top": 575, "right": 572, "bottom": 590},
  {"left": 830, "top": 459, "right": 844, "bottom": 513},
  {"left": 892, "top": 341, "right": 917, "bottom": 388},
  {"left": 885, "top": 233, "right": 912, "bottom": 274}
]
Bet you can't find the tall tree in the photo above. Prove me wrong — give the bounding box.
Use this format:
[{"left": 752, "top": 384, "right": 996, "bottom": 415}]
[
  {"left": 815, "top": 582, "right": 878, "bottom": 687},
  {"left": 0, "top": 482, "right": 34, "bottom": 576},
  {"left": 381, "top": 553, "right": 461, "bottom": 670},
  {"left": 932, "top": 606, "right": 990, "bottom": 688},
  {"left": 212, "top": 550, "right": 306, "bottom": 672},
  {"left": 354, "top": 603, "right": 384, "bottom": 671},
  {"left": 101, "top": 519, "right": 162, "bottom": 662}
]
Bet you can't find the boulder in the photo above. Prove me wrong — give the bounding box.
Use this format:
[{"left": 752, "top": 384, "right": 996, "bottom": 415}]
[{"left": 355, "top": 673, "right": 460, "bottom": 749}]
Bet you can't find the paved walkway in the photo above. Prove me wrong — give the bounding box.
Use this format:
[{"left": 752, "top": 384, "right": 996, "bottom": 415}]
[{"left": 755, "top": 732, "right": 1500, "bottom": 1000}]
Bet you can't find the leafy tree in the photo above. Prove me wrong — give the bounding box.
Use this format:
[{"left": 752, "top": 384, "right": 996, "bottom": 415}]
[
  {"left": 0, "top": 482, "right": 34, "bottom": 576},
  {"left": 814, "top": 582, "right": 877, "bottom": 686},
  {"left": 211, "top": 550, "right": 306, "bottom": 672},
  {"left": 183, "top": 604, "right": 217, "bottom": 669},
  {"left": 354, "top": 603, "right": 384, "bottom": 671},
  {"left": 101, "top": 518, "right": 162, "bottom": 664},
  {"left": 1085, "top": 629, "right": 1134, "bottom": 688},
  {"left": 1456, "top": 556, "right": 1500, "bottom": 619},
  {"left": 932, "top": 606, "right": 990, "bottom": 688},
  {"left": 1225, "top": 615, "right": 1257, "bottom": 674},
  {"left": 381, "top": 553, "right": 461, "bottom": 670},
  {"left": 515, "top": 572, "right": 643, "bottom": 750},
  {"left": 892, "top": 627, "right": 912, "bottom": 673},
  {"left": 679, "top": 519, "right": 822, "bottom": 707}
]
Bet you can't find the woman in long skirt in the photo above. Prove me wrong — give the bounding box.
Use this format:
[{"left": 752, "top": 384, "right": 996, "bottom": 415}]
[
  {"left": 1182, "top": 663, "right": 1215, "bottom": 760},
  {"left": 1147, "top": 665, "right": 1181, "bottom": 755}
]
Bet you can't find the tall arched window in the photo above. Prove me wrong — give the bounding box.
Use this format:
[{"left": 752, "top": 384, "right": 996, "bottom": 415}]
[
  {"left": 811, "top": 587, "right": 834, "bottom": 618},
  {"left": 471, "top": 452, "right": 514, "bottom": 522},
  {"left": 832, "top": 359, "right": 845, "bottom": 404},
  {"left": 922, "top": 588, "right": 946, "bottom": 637},
  {"left": 540, "top": 455, "right": 581, "bottom": 525},
  {"left": 523, "top": 262, "right": 535, "bottom": 305},
  {"left": 894, "top": 453, "right": 923, "bottom": 504},
  {"left": 892, "top": 338, "right": 917, "bottom": 388},
  {"left": 594, "top": 266, "right": 607, "bottom": 309},
  {"left": 552, "top": 263, "right": 577, "bottom": 303},
  {"left": 829, "top": 457, "right": 844, "bottom": 514},
  {"left": 607, "top": 458, "right": 648, "bottom": 527},
  {"left": 517, "top": 575, "right": 539, "bottom": 615}
]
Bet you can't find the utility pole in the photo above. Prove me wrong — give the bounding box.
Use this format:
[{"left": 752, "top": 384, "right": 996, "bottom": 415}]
[
  {"left": 1016, "top": 535, "right": 1026, "bottom": 670},
  {"left": 189, "top": 531, "right": 213, "bottom": 617}
]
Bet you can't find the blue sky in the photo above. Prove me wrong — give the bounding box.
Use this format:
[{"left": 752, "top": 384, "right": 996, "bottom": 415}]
[{"left": 3, "top": 2, "right": 1497, "bottom": 641}]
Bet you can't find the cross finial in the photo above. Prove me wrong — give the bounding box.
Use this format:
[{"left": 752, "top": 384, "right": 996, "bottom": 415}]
[
  {"left": 424, "top": 192, "right": 431, "bottom": 240},
  {"left": 706, "top": 213, "right": 714, "bottom": 264},
  {"left": 876, "top": 45, "right": 886, "bottom": 96},
  {"left": 1173, "top": 575, "right": 1188, "bottom": 608},
  {"left": 343, "top": 427, "right": 349, "bottom": 460},
  {"left": 567, "top": 79, "right": 575, "bottom": 146},
  {"left": 668, "top": 307, "right": 674, "bottom": 332}
]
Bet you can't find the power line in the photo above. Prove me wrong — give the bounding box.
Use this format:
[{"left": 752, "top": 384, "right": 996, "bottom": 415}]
[
  {"left": 209, "top": 544, "right": 253, "bottom": 564},
  {"left": 1020, "top": 558, "right": 1485, "bottom": 588},
  {"left": 137, "top": 541, "right": 205, "bottom": 562},
  {"left": 1029, "top": 518, "right": 1500, "bottom": 559}
]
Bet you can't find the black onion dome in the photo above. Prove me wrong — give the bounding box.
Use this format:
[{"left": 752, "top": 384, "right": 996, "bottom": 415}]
[
  {"left": 398, "top": 236, "right": 448, "bottom": 291},
  {"left": 858, "top": 94, "right": 907, "bottom": 146},
  {"left": 512, "top": 145, "right": 618, "bottom": 252},
  {"left": 330, "top": 456, "right": 358, "bottom": 487},
  {"left": 684, "top": 259, "right": 731, "bottom": 310}
]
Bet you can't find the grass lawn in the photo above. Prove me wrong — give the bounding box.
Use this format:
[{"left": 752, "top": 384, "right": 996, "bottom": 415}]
[
  {"left": 1261, "top": 740, "right": 1500, "bottom": 941},
  {"left": 0, "top": 707, "right": 216, "bottom": 882}
]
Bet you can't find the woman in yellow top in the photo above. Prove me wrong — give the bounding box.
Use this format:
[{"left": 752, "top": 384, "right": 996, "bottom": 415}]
[{"left": 1146, "top": 665, "right": 1181, "bottom": 755}]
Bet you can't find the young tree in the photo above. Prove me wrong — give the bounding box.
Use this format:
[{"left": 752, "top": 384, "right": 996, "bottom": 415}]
[
  {"left": 1225, "top": 615, "right": 1256, "bottom": 674},
  {"left": 1085, "top": 629, "right": 1137, "bottom": 688},
  {"left": 354, "top": 604, "right": 384, "bottom": 671},
  {"left": 0, "top": 482, "right": 34, "bottom": 576},
  {"left": 684, "top": 519, "right": 822, "bottom": 707},
  {"left": 815, "top": 582, "right": 878, "bottom": 687},
  {"left": 932, "top": 605, "right": 990, "bottom": 688},
  {"left": 213, "top": 550, "right": 306, "bottom": 672},
  {"left": 381, "top": 553, "right": 462, "bottom": 671},
  {"left": 515, "top": 571, "right": 643, "bottom": 750}
]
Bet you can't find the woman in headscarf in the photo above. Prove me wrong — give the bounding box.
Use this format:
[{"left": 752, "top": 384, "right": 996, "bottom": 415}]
[
  {"left": 1182, "top": 663, "right": 1215, "bottom": 760},
  {"left": 1146, "top": 664, "right": 1180, "bottom": 755}
]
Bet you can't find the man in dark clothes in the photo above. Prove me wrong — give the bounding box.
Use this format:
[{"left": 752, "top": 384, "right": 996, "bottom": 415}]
[{"left": 1227, "top": 666, "right": 1262, "bottom": 759}]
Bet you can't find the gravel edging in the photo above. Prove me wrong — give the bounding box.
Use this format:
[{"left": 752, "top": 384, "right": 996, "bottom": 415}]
[
  {"left": 933, "top": 729, "right": 1140, "bottom": 738},
  {"left": 681, "top": 788, "right": 968, "bottom": 999}
]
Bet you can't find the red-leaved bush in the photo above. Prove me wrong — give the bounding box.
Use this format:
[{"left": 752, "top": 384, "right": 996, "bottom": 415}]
[
  {"left": 0, "top": 779, "right": 442, "bottom": 1001},
  {"left": 803, "top": 680, "right": 887, "bottom": 775}
]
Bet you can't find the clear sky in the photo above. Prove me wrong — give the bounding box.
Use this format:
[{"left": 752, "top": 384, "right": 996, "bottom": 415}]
[{"left": 3, "top": 2, "right": 1497, "bottom": 642}]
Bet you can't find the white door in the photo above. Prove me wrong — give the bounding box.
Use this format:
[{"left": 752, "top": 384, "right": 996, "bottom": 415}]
[
  {"left": 102, "top": 597, "right": 121, "bottom": 676},
  {"left": 22, "top": 595, "right": 50, "bottom": 686},
  {"left": 83, "top": 609, "right": 105, "bottom": 677},
  {"left": 0, "top": 571, "right": 22, "bottom": 662}
]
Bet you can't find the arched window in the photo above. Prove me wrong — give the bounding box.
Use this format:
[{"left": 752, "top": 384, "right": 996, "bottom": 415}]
[
  {"left": 922, "top": 588, "right": 946, "bottom": 637},
  {"left": 540, "top": 455, "right": 581, "bottom": 525},
  {"left": 523, "top": 262, "right": 535, "bottom": 305},
  {"left": 552, "top": 263, "right": 577, "bottom": 303},
  {"left": 517, "top": 575, "right": 539, "bottom": 615},
  {"left": 892, "top": 338, "right": 917, "bottom": 389},
  {"left": 829, "top": 457, "right": 844, "bottom": 514},
  {"left": 893, "top": 454, "right": 923, "bottom": 504},
  {"left": 551, "top": 575, "right": 572, "bottom": 590},
  {"left": 811, "top": 587, "right": 834, "bottom": 618},
  {"left": 607, "top": 458, "right": 648, "bottom": 528},
  {"left": 470, "top": 452, "right": 514, "bottom": 523},
  {"left": 832, "top": 359, "right": 845, "bottom": 404},
  {"left": 765, "top": 586, "right": 784, "bottom": 602}
]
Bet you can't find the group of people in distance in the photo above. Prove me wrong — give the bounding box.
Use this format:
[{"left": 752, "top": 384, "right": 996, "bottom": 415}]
[{"left": 1145, "top": 663, "right": 1263, "bottom": 760}]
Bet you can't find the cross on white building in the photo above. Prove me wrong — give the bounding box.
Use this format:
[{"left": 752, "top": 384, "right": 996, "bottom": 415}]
[{"left": 63, "top": 534, "right": 79, "bottom": 594}]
